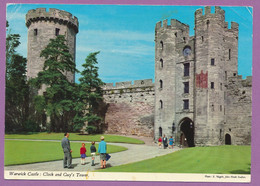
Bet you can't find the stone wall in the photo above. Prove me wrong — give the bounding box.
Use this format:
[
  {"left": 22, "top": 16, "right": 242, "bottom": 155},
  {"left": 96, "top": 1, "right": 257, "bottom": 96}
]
[
  {"left": 225, "top": 76, "right": 252, "bottom": 145},
  {"left": 102, "top": 79, "right": 155, "bottom": 137}
]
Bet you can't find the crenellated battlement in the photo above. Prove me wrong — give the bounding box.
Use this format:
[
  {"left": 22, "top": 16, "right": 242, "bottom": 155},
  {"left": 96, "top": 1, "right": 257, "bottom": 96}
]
[
  {"left": 195, "top": 6, "right": 225, "bottom": 19},
  {"left": 26, "top": 8, "right": 79, "bottom": 33},
  {"left": 228, "top": 75, "right": 252, "bottom": 87},
  {"left": 102, "top": 79, "right": 154, "bottom": 90},
  {"left": 155, "top": 19, "right": 189, "bottom": 31}
]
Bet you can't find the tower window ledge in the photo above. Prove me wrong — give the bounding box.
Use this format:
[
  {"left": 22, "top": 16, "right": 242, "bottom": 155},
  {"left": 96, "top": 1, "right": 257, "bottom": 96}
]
[
  {"left": 182, "top": 93, "right": 190, "bottom": 97},
  {"left": 182, "top": 76, "right": 190, "bottom": 80}
]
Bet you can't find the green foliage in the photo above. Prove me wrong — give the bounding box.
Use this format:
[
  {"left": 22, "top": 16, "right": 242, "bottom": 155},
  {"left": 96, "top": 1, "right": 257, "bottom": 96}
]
[
  {"left": 75, "top": 52, "right": 104, "bottom": 133},
  {"left": 120, "top": 89, "right": 124, "bottom": 94},
  {"left": 5, "top": 21, "right": 31, "bottom": 133},
  {"left": 30, "top": 35, "right": 79, "bottom": 132},
  {"left": 85, "top": 125, "right": 97, "bottom": 134}
]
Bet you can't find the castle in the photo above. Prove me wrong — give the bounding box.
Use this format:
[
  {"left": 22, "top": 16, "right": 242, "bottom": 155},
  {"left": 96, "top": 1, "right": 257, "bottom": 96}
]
[{"left": 26, "top": 6, "right": 252, "bottom": 147}]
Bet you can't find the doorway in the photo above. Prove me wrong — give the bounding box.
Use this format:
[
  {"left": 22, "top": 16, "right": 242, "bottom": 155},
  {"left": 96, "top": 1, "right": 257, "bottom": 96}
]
[
  {"left": 225, "top": 134, "right": 231, "bottom": 145},
  {"left": 179, "top": 118, "right": 195, "bottom": 147}
]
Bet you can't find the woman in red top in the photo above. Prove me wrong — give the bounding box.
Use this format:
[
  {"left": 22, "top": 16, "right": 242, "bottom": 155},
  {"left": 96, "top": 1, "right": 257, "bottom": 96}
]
[{"left": 80, "top": 143, "right": 87, "bottom": 165}]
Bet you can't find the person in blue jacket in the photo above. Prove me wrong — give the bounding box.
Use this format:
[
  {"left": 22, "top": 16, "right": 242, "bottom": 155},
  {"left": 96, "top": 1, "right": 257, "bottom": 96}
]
[{"left": 98, "top": 136, "right": 107, "bottom": 169}]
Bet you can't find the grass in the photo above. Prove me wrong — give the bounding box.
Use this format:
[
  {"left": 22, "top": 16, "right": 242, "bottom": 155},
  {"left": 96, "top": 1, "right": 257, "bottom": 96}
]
[
  {"left": 97, "top": 145, "right": 251, "bottom": 174},
  {"left": 5, "top": 133, "right": 144, "bottom": 144},
  {"left": 4, "top": 140, "right": 127, "bottom": 166}
]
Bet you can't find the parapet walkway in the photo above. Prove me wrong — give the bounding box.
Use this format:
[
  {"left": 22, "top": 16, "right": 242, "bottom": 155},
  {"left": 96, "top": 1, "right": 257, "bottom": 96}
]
[{"left": 5, "top": 139, "right": 181, "bottom": 172}]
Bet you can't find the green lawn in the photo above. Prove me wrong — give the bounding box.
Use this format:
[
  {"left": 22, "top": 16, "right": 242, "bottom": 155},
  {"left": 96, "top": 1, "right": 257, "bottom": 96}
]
[
  {"left": 98, "top": 145, "right": 251, "bottom": 174},
  {"left": 4, "top": 140, "right": 127, "bottom": 166},
  {"left": 5, "top": 133, "right": 144, "bottom": 144}
]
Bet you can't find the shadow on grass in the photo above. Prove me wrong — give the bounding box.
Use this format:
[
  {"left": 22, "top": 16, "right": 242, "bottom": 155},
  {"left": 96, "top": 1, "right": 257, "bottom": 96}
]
[{"left": 229, "top": 164, "right": 251, "bottom": 174}]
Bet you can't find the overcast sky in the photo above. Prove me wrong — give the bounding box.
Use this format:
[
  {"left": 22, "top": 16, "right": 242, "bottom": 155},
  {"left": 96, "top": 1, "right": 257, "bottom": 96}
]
[{"left": 6, "top": 4, "right": 253, "bottom": 83}]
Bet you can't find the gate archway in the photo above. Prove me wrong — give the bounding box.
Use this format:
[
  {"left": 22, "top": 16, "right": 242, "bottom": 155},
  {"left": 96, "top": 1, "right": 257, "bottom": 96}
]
[{"left": 179, "top": 118, "right": 195, "bottom": 147}]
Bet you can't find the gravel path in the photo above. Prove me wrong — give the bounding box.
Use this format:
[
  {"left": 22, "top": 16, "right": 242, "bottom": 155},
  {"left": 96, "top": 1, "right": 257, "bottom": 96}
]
[{"left": 5, "top": 137, "right": 181, "bottom": 172}]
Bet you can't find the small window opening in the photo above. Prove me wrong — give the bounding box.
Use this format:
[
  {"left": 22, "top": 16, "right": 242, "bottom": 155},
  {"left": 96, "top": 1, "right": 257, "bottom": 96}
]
[
  {"left": 233, "top": 73, "right": 237, "bottom": 76},
  {"left": 183, "top": 99, "right": 189, "bottom": 110},
  {"left": 201, "top": 36, "right": 204, "bottom": 42},
  {"left": 183, "top": 37, "right": 186, "bottom": 41},
  {"left": 229, "top": 49, "right": 231, "bottom": 60},
  {"left": 160, "top": 41, "right": 163, "bottom": 50},
  {"left": 220, "top": 83, "right": 222, "bottom": 91},
  {"left": 211, "top": 103, "right": 214, "bottom": 111},
  {"left": 141, "top": 81, "right": 144, "bottom": 84},
  {"left": 220, "top": 105, "right": 222, "bottom": 111},
  {"left": 159, "top": 80, "right": 163, "bottom": 89},
  {"left": 55, "top": 28, "right": 60, "bottom": 36},
  {"left": 175, "top": 32, "right": 177, "bottom": 37},
  {"left": 34, "top": 29, "right": 38, "bottom": 36},
  {"left": 160, "top": 100, "right": 163, "bottom": 109},
  {"left": 207, "top": 20, "right": 210, "bottom": 29},
  {"left": 211, "top": 82, "right": 214, "bottom": 89},
  {"left": 184, "top": 63, "right": 190, "bottom": 77},
  {"left": 184, "top": 82, "right": 189, "bottom": 93},
  {"left": 211, "top": 58, "right": 215, "bottom": 66},
  {"left": 160, "top": 59, "right": 163, "bottom": 68}
]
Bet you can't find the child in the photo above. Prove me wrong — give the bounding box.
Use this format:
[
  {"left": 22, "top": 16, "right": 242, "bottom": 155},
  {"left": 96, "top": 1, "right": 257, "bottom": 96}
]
[
  {"left": 158, "top": 137, "right": 162, "bottom": 149},
  {"left": 169, "top": 136, "right": 174, "bottom": 149},
  {"left": 80, "top": 143, "right": 87, "bottom": 165},
  {"left": 90, "top": 141, "right": 97, "bottom": 166}
]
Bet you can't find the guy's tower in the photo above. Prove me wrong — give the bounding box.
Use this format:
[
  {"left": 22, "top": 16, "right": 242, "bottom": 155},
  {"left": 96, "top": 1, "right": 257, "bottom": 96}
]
[{"left": 26, "top": 8, "right": 79, "bottom": 88}]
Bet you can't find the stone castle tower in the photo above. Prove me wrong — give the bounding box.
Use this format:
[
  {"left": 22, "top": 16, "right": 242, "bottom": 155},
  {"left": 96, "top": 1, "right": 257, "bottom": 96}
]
[
  {"left": 154, "top": 6, "right": 251, "bottom": 146},
  {"left": 26, "top": 8, "right": 78, "bottom": 92}
]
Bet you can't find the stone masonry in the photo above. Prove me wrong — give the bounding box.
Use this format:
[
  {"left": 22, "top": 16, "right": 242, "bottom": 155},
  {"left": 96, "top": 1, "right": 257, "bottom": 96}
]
[
  {"left": 26, "top": 7, "right": 251, "bottom": 146},
  {"left": 26, "top": 8, "right": 78, "bottom": 94}
]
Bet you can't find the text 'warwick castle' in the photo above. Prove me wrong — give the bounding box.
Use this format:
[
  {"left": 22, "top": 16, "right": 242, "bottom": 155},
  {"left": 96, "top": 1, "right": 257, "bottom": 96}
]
[{"left": 26, "top": 6, "right": 252, "bottom": 147}]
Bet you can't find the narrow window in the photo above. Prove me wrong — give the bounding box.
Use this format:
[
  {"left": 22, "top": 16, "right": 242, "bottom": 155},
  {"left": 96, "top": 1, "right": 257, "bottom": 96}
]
[
  {"left": 220, "top": 105, "right": 222, "bottom": 111},
  {"left": 229, "top": 49, "right": 231, "bottom": 60},
  {"left": 160, "top": 100, "right": 163, "bottom": 109},
  {"left": 184, "top": 63, "right": 190, "bottom": 77},
  {"left": 233, "top": 73, "right": 237, "bottom": 76},
  {"left": 183, "top": 37, "right": 186, "bottom": 41},
  {"left": 220, "top": 129, "right": 222, "bottom": 138},
  {"left": 160, "top": 59, "right": 163, "bottom": 68},
  {"left": 55, "top": 28, "right": 60, "bottom": 36},
  {"left": 207, "top": 20, "right": 210, "bottom": 29},
  {"left": 225, "top": 71, "right": 227, "bottom": 80},
  {"left": 175, "top": 32, "right": 177, "bottom": 37},
  {"left": 34, "top": 29, "right": 38, "bottom": 36},
  {"left": 220, "top": 83, "right": 222, "bottom": 90},
  {"left": 211, "top": 58, "right": 215, "bottom": 66},
  {"left": 160, "top": 41, "right": 163, "bottom": 50},
  {"left": 183, "top": 100, "right": 189, "bottom": 110},
  {"left": 211, "top": 82, "right": 214, "bottom": 89},
  {"left": 201, "top": 36, "right": 204, "bottom": 42},
  {"left": 184, "top": 82, "right": 189, "bottom": 93},
  {"left": 159, "top": 80, "right": 163, "bottom": 89},
  {"left": 211, "top": 103, "right": 214, "bottom": 111}
]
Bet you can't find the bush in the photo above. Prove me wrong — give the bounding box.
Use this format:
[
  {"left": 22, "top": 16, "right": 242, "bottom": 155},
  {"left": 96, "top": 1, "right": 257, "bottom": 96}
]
[{"left": 85, "top": 125, "right": 97, "bottom": 134}]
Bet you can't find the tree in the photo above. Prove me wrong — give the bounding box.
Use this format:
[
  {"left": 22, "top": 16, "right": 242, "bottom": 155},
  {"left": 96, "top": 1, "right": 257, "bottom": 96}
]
[
  {"left": 5, "top": 21, "right": 30, "bottom": 132},
  {"left": 31, "top": 35, "right": 78, "bottom": 132},
  {"left": 74, "top": 52, "right": 104, "bottom": 133}
]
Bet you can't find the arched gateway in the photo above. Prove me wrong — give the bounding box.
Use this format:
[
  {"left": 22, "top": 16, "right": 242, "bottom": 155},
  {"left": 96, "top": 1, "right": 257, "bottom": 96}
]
[{"left": 179, "top": 118, "right": 195, "bottom": 147}]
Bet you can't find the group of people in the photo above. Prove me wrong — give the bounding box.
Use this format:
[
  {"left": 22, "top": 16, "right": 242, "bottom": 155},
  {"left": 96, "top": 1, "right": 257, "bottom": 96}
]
[
  {"left": 158, "top": 135, "right": 174, "bottom": 149},
  {"left": 61, "top": 132, "right": 107, "bottom": 169}
]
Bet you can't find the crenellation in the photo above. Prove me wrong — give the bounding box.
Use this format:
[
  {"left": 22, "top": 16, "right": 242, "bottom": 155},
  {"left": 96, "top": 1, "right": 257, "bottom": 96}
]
[
  {"left": 26, "top": 8, "right": 79, "bottom": 33},
  {"left": 102, "top": 79, "right": 154, "bottom": 90}
]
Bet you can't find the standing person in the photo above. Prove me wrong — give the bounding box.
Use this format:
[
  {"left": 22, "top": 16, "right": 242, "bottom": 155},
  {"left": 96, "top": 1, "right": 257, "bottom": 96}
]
[
  {"left": 90, "top": 141, "right": 97, "bottom": 166},
  {"left": 169, "top": 136, "right": 174, "bottom": 149},
  {"left": 158, "top": 136, "right": 162, "bottom": 149},
  {"left": 98, "top": 136, "right": 107, "bottom": 169},
  {"left": 162, "top": 134, "right": 168, "bottom": 149},
  {"left": 61, "top": 132, "right": 73, "bottom": 169},
  {"left": 80, "top": 143, "right": 86, "bottom": 165}
]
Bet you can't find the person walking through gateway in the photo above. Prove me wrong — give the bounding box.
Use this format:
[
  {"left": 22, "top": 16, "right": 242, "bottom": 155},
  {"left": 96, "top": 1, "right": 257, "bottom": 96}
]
[
  {"left": 98, "top": 136, "right": 107, "bottom": 169},
  {"left": 61, "top": 132, "right": 73, "bottom": 169}
]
